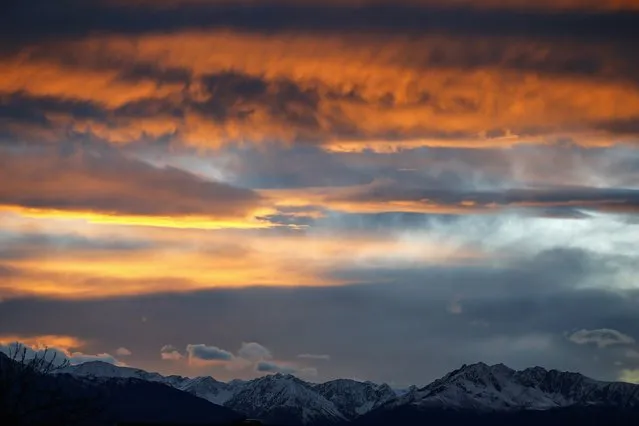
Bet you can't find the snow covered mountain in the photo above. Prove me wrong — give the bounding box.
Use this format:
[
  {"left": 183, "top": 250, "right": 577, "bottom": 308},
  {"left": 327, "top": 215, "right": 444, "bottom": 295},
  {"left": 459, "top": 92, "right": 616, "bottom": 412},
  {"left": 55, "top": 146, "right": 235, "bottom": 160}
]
[
  {"left": 225, "top": 373, "right": 346, "bottom": 425},
  {"left": 61, "top": 361, "right": 239, "bottom": 404},
  {"left": 60, "top": 362, "right": 347, "bottom": 424},
  {"left": 177, "top": 375, "right": 238, "bottom": 405},
  {"left": 59, "top": 360, "right": 639, "bottom": 425},
  {"left": 314, "top": 379, "right": 397, "bottom": 420},
  {"left": 59, "top": 361, "right": 172, "bottom": 383},
  {"left": 2, "top": 356, "right": 243, "bottom": 426},
  {"left": 378, "top": 362, "right": 639, "bottom": 412}
]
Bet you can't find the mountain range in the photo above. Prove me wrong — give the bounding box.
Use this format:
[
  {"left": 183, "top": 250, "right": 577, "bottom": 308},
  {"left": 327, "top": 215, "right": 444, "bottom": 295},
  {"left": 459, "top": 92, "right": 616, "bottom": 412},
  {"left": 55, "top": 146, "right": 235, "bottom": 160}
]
[
  {"left": 4, "top": 350, "right": 639, "bottom": 426},
  {"left": 51, "top": 360, "right": 639, "bottom": 425}
]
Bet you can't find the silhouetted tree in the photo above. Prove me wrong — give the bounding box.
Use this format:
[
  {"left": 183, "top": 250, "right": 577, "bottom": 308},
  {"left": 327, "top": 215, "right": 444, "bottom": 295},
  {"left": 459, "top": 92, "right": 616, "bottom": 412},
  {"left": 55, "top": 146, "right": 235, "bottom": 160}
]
[{"left": 0, "top": 343, "right": 103, "bottom": 426}]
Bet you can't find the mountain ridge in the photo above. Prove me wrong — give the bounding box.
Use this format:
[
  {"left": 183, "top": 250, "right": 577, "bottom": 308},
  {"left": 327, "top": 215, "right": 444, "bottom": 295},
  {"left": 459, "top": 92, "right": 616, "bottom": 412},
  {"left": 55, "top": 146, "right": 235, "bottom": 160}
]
[{"left": 59, "top": 361, "right": 639, "bottom": 425}]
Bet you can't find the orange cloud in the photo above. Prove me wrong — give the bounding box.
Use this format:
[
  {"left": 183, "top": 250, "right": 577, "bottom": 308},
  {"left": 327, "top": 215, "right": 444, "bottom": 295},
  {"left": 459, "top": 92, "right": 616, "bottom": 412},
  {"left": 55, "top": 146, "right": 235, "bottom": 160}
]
[
  {"left": 0, "top": 210, "right": 485, "bottom": 299},
  {"left": 0, "top": 55, "right": 184, "bottom": 108},
  {"left": 2, "top": 30, "right": 638, "bottom": 150},
  {"left": 0, "top": 335, "right": 86, "bottom": 351},
  {"left": 1, "top": 206, "right": 273, "bottom": 231},
  {"left": 0, "top": 149, "right": 266, "bottom": 228}
]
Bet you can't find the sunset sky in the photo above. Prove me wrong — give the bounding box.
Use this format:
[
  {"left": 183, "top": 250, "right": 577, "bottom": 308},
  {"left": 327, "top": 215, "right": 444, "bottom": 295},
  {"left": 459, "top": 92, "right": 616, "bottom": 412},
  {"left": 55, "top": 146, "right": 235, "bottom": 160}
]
[{"left": 1, "top": 0, "right": 639, "bottom": 386}]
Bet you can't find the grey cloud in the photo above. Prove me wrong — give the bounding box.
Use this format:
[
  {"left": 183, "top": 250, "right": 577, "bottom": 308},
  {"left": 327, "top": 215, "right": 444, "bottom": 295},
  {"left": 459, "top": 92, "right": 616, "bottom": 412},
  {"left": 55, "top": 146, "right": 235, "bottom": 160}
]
[
  {"left": 568, "top": 329, "right": 636, "bottom": 348},
  {"left": 210, "top": 144, "right": 638, "bottom": 204},
  {"left": 298, "top": 354, "right": 331, "bottom": 361},
  {"left": 67, "top": 352, "right": 121, "bottom": 366},
  {"left": 256, "top": 361, "right": 318, "bottom": 377},
  {"left": 626, "top": 350, "right": 639, "bottom": 359},
  {"left": 336, "top": 181, "right": 639, "bottom": 215},
  {"left": 160, "top": 345, "right": 183, "bottom": 361},
  {"left": 0, "top": 231, "right": 152, "bottom": 261},
  {"left": 213, "top": 146, "right": 376, "bottom": 190},
  {"left": 238, "top": 342, "right": 272, "bottom": 362},
  {"left": 186, "top": 344, "right": 234, "bottom": 362},
  {"left": 115, "top": 347, "right": 132, "bottom": 356},
  {"left": 256, "top": 361, "right": 296, "bottom": 375}
]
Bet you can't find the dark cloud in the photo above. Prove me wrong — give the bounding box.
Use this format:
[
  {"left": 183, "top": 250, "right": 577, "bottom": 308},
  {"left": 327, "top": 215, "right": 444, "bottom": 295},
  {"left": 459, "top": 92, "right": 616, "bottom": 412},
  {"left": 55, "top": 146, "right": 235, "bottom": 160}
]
[
  {"left": 116, "top": 63, "right": 193, "bottom": 86},
  {"left": 256, "top": 361, "right": 297, "bottom": 375},
  {"left": 595, "top": 118, "right": 639, "bottom": 135},
  {"left": 0, "top": 146, "right": 261, "bottom": 217},
  {"left": 334, "top": 181, "right": 639, "bottom": 215},
  {"left": 0, "top": 93, "right": 106, "bottom": 125},
  {"left": 256, "top": 213, "right": 317, "bottom": 228},
  {"left": 194, "top": 72, "right": 320, "bottom": 130},
  {"left": 186, "top": 344, "right": 234, "bottom": 361},
  {"left": 256, "top": 361, "right": 318, "bottom": 377},
  {"left": 3, "top": 2, "right": 638, "bottom": 44}
]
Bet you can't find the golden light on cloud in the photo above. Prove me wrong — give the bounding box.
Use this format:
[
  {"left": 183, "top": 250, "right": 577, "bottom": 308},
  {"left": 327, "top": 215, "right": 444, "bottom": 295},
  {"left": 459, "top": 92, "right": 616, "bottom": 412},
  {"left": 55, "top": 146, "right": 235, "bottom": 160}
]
[
  {"left": 0, "top": 208, "right": 485, "bottom": 299},
  {"left": 0, "top": 56, "right": 184, "bottom": 109},
  {"left": 0, "top": 335, "right": 86, "bottom": 352},
  {"left": 0, "top": 205, "right": 275, "bottom": 231},
  {"left": 3, "top": 29, "right": 639, "bottom": 150}
]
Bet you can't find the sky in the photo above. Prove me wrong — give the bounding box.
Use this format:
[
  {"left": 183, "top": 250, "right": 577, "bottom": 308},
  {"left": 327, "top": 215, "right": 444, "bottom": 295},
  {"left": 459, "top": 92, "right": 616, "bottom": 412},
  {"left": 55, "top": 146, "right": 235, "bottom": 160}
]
[{"left": 1, "top": 0, "right": 639, "bottom": 387}]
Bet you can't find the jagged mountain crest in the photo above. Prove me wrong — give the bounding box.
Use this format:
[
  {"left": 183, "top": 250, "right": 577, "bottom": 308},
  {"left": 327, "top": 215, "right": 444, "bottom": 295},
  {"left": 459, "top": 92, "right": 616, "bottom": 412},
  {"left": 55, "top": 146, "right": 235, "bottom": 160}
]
[
  {"left": 58, "top": 360, "right": 170, "bottom": 383},
  {"left": 179, "top": 375, "right": 238, "bottom": 405},
  {"left": 314, "top": 378, "right": 397, "bottom": 420},
  {"left": 225, "top": 373, "right": 346, "bottom": 425},
  {"left": 387, "top": 362, "right": 639, "bottom": 412},
  {"left": 58, "top": 360, "right": 639, "bottom": 425}
]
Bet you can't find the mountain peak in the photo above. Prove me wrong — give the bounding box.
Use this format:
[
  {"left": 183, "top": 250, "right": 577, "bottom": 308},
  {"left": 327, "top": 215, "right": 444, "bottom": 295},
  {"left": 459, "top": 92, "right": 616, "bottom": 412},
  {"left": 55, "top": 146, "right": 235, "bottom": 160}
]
[
  {"left": 315, "top": 378, "right": 397, "bottom": 420},
  {"left": 458, "top": 362, "right": 512, "bottom": 373},
  {"left": 60, "top": 361, "right": 166, "bottom": 383},
  {"left": 435, "top": 362, "right": 516, "bottom": 387},
  {"left": 389, "top": 362, "right": 639, "bottom": 413},
  {"left": 225, "top": 373, "right": 346, "bottom": 425},
  {"left": 73, "top": 360, "right": 115, "bottom": 367}
]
